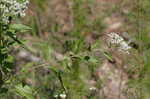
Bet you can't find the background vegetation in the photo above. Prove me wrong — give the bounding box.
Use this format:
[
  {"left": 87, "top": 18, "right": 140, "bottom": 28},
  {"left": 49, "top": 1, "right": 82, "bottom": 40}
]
[{"left": 0, "top": 0, "right": 150, "bottom": 99}]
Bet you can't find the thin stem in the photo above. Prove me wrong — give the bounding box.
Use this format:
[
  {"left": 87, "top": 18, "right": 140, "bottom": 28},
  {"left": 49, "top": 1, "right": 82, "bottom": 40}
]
[{"left": 57, "top": 72, "right": 67, "bottom": 94}]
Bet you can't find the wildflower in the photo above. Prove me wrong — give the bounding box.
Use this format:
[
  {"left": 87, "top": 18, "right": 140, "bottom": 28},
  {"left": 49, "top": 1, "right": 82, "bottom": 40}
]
[
  {"left": 0, "top": 0, "right": 29, "bottom": 24},
  {"left": 89, "top": 86, "right": 97, "bottom": 91},
  {"left": 60, "top": 93, "right": 66, "bottom": 99},
  {"left": 108, "top": 32, "right": 124, "bottom": 44},
  {"left": 108, "top": 32, "right": 131, "bottom": 54},
  {"left": 54, "top": 95, "right": 59, "bottom": 98},
  {"left": 54, "top": 93, "right": 66, "bottom": 99},
  {"left": 119, "top": 41, "right": 131, "bottom": 54}
]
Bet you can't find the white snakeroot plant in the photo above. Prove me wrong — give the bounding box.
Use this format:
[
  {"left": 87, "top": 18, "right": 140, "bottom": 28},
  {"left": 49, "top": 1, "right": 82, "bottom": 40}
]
[
  {"left": 108, "top": 32, "right": 131, "bottom": 54},
  {"left": 0, "top": 0, "right": 29, "bottom": 94},
  {"left": 0, "top": 0, "right": 29, "bottom": 24}
]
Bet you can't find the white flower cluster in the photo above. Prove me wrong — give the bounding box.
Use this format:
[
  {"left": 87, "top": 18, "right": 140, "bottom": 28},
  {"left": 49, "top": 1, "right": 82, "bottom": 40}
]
[
  {"left": 89, "top": 86, "right": 97, "bottom": 91},
  {"left": 54, "top": 93, "right": 66, "bottom": 99},
  {"left": 108, "top": 32, "right": 131, "bottom": 54},
  {"left": 0, "top": 0, "right": 29, "bottom": 24}
]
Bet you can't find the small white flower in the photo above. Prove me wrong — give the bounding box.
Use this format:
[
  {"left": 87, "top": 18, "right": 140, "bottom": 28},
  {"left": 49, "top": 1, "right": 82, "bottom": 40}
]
[
  {"left": 54, "top": 93, "right": 66, "bottom": 99},
  {"left": 89, "top": 86, "right": 97, "bottom": 91},
  {"left": 119, "top": 41, "right": 131, "bottom": 54},
  {"left": 108, "top": 32, "right": 124, "bottom": 44},
  {"left": 54, "top": 94, "right": 59, "bottom": 98},
  {"left": 60, "top": 93, "right": 66, "bottom": 99}
]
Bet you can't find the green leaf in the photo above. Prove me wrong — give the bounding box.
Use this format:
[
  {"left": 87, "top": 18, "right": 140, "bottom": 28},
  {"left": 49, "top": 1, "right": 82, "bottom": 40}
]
[
  {"left": 15, "top": 84, "right": 34, "bottom": 99},
  {"left": 89, "top": 57, "right": 98, "bottom": 63},
  {"left": 10, "top": 24, "right": 31, "bottom": 32},
  {"left": 103, "top": 51, "right": 114, "bottom": 62}
]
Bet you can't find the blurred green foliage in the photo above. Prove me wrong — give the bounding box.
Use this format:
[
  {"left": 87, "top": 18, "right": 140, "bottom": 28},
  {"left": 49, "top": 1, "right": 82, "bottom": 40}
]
[{"left": 1, "top": 0, "right": 150, "bottom": 99}]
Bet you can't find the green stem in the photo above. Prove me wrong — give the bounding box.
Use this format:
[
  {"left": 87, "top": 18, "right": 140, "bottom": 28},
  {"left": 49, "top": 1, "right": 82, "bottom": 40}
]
[{"left": 57, "top": 72, "right": 67, "bottom": 94}]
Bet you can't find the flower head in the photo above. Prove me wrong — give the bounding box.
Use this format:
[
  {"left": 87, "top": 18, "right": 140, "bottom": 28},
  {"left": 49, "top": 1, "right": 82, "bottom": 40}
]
[
  {"left": 108, "top": 32, "right": 131, "bottom": 54},
  {"left": 108, "top": 32, "right": 124, "bottom": 44},
  {"left": 0, "top": 0, "right": 29, "bottom": 24}
]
